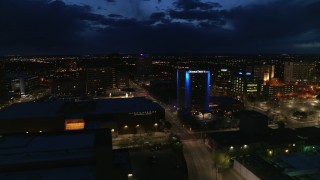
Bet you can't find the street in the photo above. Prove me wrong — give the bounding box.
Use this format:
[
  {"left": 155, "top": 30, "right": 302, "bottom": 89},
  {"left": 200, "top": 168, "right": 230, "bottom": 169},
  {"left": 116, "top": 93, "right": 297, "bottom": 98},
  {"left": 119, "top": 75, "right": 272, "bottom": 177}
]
[{"left": 131, "top": 81, "right": 244, "bottom": 180}]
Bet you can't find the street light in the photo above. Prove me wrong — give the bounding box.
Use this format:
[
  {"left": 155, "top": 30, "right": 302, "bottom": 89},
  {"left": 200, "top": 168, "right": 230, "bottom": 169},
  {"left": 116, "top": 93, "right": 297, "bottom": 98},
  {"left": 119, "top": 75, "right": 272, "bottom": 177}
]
[{"left": 154, "top": 123, "right": 158, "bottom": 132}]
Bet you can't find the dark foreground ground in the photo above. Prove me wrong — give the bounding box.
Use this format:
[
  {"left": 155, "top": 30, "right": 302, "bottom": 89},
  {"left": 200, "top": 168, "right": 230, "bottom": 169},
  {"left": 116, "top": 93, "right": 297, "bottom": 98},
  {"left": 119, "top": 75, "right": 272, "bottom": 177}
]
[{"left": 130, "top": 147, "right": 188, "bottom": 180}]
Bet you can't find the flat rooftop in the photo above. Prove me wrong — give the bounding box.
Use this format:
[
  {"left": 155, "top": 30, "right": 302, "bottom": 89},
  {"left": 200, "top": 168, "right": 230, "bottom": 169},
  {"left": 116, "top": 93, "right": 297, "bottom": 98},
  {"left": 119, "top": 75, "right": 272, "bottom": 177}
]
[
  {"left": 0, "top": 129, "right": 111, "bottom": 168},
  {"left": 278, "top": 152, "right": 320, "bottom": 179},
  {"left": 0, "top": 97, "right": 164, "bottom": 120}
]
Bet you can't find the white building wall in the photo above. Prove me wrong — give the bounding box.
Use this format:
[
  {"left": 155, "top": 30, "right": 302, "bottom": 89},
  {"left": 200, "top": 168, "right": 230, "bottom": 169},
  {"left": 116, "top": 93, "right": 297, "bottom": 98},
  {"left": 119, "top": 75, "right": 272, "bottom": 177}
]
[{"left": 233, "top": 160, "right": 260, "bottom": 180}]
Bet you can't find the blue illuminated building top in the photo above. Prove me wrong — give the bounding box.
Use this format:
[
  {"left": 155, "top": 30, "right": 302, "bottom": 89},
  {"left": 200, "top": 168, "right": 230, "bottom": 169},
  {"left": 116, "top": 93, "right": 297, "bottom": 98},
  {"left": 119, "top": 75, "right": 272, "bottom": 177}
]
[
  {"left": 140, "top": 53, "right": 149, "bottom": 57},
  {"left": 176, "top": 70, "right": 211, "bottom": 111},
  {"left": 185, "top": 71, "right": 190, "bottom": 109},
  {"left": 206, "top": 71, "right": 211, "bottom": 111}
]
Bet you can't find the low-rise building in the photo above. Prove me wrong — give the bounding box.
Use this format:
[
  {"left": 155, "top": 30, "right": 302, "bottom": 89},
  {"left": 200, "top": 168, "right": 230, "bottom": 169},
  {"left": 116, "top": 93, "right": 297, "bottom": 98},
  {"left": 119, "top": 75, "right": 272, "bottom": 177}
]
[
  {"left": 0, "top": 97, "right": 165, "bottom": 135},
  {"left": 0, "top": 129, "right": 130, "bottom": 179}
]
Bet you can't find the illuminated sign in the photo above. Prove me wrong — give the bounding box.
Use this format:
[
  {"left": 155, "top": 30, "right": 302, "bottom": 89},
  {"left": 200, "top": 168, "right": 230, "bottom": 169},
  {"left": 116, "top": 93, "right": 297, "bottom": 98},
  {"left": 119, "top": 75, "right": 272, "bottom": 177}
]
[
  {"left": 246, "top": 72, "right": 251, "bottom": 75},
  {"left": 132, "top": 111, "right": 156, "bottom": 116},
  {"left": 65, "top": 119, "right": 85, "bottom": 130},
  {"left": 239, "top": 72, "right": 243, "bottom": 75},
  {"left": 221, "top": 69, "right": 228, "bottom": 72},
  {"left": 189, "top": 70, "right": 209, "bottom": 73}
]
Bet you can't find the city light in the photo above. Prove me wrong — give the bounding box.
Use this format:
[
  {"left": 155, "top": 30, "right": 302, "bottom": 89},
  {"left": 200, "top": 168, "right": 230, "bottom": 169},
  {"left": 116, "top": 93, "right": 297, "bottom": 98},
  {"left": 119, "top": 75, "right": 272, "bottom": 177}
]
[{"left": 285, "top": 149, "right": 289, "bottom": 153}]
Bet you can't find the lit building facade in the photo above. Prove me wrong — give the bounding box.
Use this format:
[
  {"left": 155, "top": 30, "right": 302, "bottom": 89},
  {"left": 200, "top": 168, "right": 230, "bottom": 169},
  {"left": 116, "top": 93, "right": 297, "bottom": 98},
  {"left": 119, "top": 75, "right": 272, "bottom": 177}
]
[
  {"left": 284, "top": 62, "right": 315, "bottom": 82},
  {"left": 252, "top": 64, "right": 275, "bottom": 82},
  {"left": 6, "top": 74, "right": 39, "bottom": 97},
  {"left": 212, "top": 68, "right": 231, "bottom": 96},
  {"left": 177, "top": 69, "right": 210, "bottom": 112},
  {"left": 231, "top": 72, "right": 260, "bottom": 100},
  {"left": 263, "top": 79, "right": 295, "bottom": 99}
]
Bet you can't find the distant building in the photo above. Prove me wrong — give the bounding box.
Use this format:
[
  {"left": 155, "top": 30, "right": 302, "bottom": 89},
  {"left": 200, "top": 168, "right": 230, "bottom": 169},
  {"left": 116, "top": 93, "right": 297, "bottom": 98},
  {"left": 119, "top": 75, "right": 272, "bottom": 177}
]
[
  {"left": 212, "top": 68, "right": 231, "bottom": 96},
  {"left": 136, "top": 53, "right": 153, "bottom": 79},
  {"left": 284, "top": 62, "right": 315, "bottom": 82},
  {"left": 0, "top": 129, "right": 130, "bottom": 179},
  {"left": 263, "top": 79, "right": 295, "bottom": 99},
  {"left": 0, "top": 63, "right": 6, "bottom": 99},
  {"left": 51, "top": 71, "right": 86, "bottom": 96},
  {"left": 86, "top": 67, "right": 116, "bottom": 95},
  {"left": 249, "top": 64, "right": 275, "bottom": 82},
  {"left": 116, "top": 72, "right": 130, "bottom": 89},
  {"left": 0, "top": 97, "right": 164, "bottom": 135},
  {"left": 176, "top": 69, "right": 211, "bottom": 112},
  {"left": 231, "top": 71, "right": 261, "bottom": 100},
  {"left": 6, "top": 73, "right": 39, "bottom": 97}
]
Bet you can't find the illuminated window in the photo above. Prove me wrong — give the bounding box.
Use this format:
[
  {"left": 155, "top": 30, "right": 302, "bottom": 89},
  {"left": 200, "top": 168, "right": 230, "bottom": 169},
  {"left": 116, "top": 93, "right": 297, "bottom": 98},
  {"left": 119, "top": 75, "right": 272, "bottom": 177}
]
[{"left": 65, "top": 119, "right": 85, "bottom": 130}]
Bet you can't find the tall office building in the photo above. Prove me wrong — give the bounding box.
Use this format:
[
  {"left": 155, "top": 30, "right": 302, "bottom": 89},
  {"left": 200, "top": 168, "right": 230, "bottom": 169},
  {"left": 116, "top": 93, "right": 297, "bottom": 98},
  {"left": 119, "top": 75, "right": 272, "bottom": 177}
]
[
  {"left": 252, "top": 64, "right": 275, "bottom": 82},
  {"left": 136, "top": 53, "right": 153, "bottom": 78},
  {"left": 284, "top": 62, "right": 315, "bottom": 82},
  {"left": 212, "top": 68, "right": 231, "bottom": 96},
  {"left": 86, "top": 67, "right": 116, "bottom": 95},
  {"left": 231, "top": 71, "right": 260, "bottom": 100},
  {"left": 177, "top": 69, "right": 210, "bottom": 112}
]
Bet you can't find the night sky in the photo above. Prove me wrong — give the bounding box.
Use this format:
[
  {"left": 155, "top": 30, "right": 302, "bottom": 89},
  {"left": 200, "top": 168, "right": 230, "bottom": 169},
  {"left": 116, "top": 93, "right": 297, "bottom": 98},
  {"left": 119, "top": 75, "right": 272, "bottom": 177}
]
[{"left": 0, "top": 0, "right": 320, "bottom": 55}]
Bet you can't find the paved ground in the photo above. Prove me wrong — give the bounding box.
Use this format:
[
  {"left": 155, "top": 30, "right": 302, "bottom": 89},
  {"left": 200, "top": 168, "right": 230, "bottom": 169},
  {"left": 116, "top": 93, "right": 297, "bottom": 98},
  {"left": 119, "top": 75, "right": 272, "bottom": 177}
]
[{"left": 183, "top": 139, "right": 215, "bottom": 180}]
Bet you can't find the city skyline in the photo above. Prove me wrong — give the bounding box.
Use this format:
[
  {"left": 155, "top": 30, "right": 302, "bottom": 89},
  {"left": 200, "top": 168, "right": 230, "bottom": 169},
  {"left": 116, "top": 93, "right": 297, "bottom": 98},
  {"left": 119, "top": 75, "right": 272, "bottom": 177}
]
[{"left": 0, "top": 0, "right": 320, "bottom": 55}]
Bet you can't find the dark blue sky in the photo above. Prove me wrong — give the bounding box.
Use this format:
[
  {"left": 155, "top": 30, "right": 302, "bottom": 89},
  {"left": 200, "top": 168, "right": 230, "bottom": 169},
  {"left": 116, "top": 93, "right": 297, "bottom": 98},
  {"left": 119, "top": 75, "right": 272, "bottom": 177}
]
[{"left": 0, "top": 0, "right": 319, "bottom": 55}]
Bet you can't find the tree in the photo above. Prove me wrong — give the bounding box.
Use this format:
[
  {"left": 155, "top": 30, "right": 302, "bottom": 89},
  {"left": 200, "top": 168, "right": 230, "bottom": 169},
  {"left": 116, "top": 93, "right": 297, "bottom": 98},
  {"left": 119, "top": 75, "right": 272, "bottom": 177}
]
[{"left": 211, "top": 150, "right": 230, "bottom": 180}]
